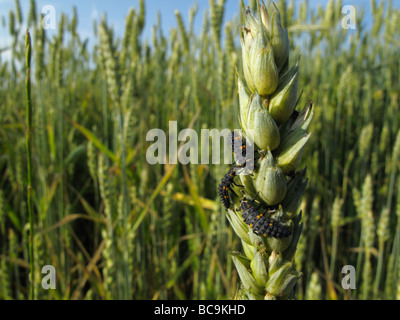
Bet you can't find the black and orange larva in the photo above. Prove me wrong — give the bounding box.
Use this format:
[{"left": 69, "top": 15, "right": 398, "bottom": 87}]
[
  {"left": 228, "top": 131, "right": 248, "bottom": 166},
  {"left": 218, "top": 166, "right": 243, "bottom": 209},
  {"left": 228, "top": 131, "right": 257, "bottom": 174},
  {"left": 240, "top": 196, "right": 291, "bottom": 239}
]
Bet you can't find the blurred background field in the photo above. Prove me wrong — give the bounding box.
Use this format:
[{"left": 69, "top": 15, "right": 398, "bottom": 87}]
[{"left": 0, "top": 0, "right": 399, "bottom": 300}]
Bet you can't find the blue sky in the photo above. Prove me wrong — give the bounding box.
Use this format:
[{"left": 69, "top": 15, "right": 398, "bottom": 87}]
[
  {"left": 0, "top": 0, "right": 396, "bottom": 57},
  {"left": 0, "top": 0, "right": 240, "bottom": 43}
]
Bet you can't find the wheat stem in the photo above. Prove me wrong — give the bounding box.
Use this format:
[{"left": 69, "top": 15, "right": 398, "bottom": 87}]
[{"left": 25, "top": 29, "right": 34, "bottom": 300}]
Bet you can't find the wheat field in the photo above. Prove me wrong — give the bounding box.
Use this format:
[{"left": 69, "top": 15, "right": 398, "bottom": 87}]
[{"left": 0, "top": 0, "right": 399, "bottom": 300}]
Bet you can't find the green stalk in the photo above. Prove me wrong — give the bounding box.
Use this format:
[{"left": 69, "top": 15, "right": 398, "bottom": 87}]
[
  {"left": 25, "top": 29, "right": 34, "bottom": 300},
  {"left": 374, "top": 207, "right": 391, "bottom": 298},
  {"left": 329, "top": 228, "right": 338, "bottom": 280},
  {"left": 373, "top": 240, "right": 385, "bottom": 297},
  {"left": 329, "top": 197, "right": 342, "bottom": 280}
]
